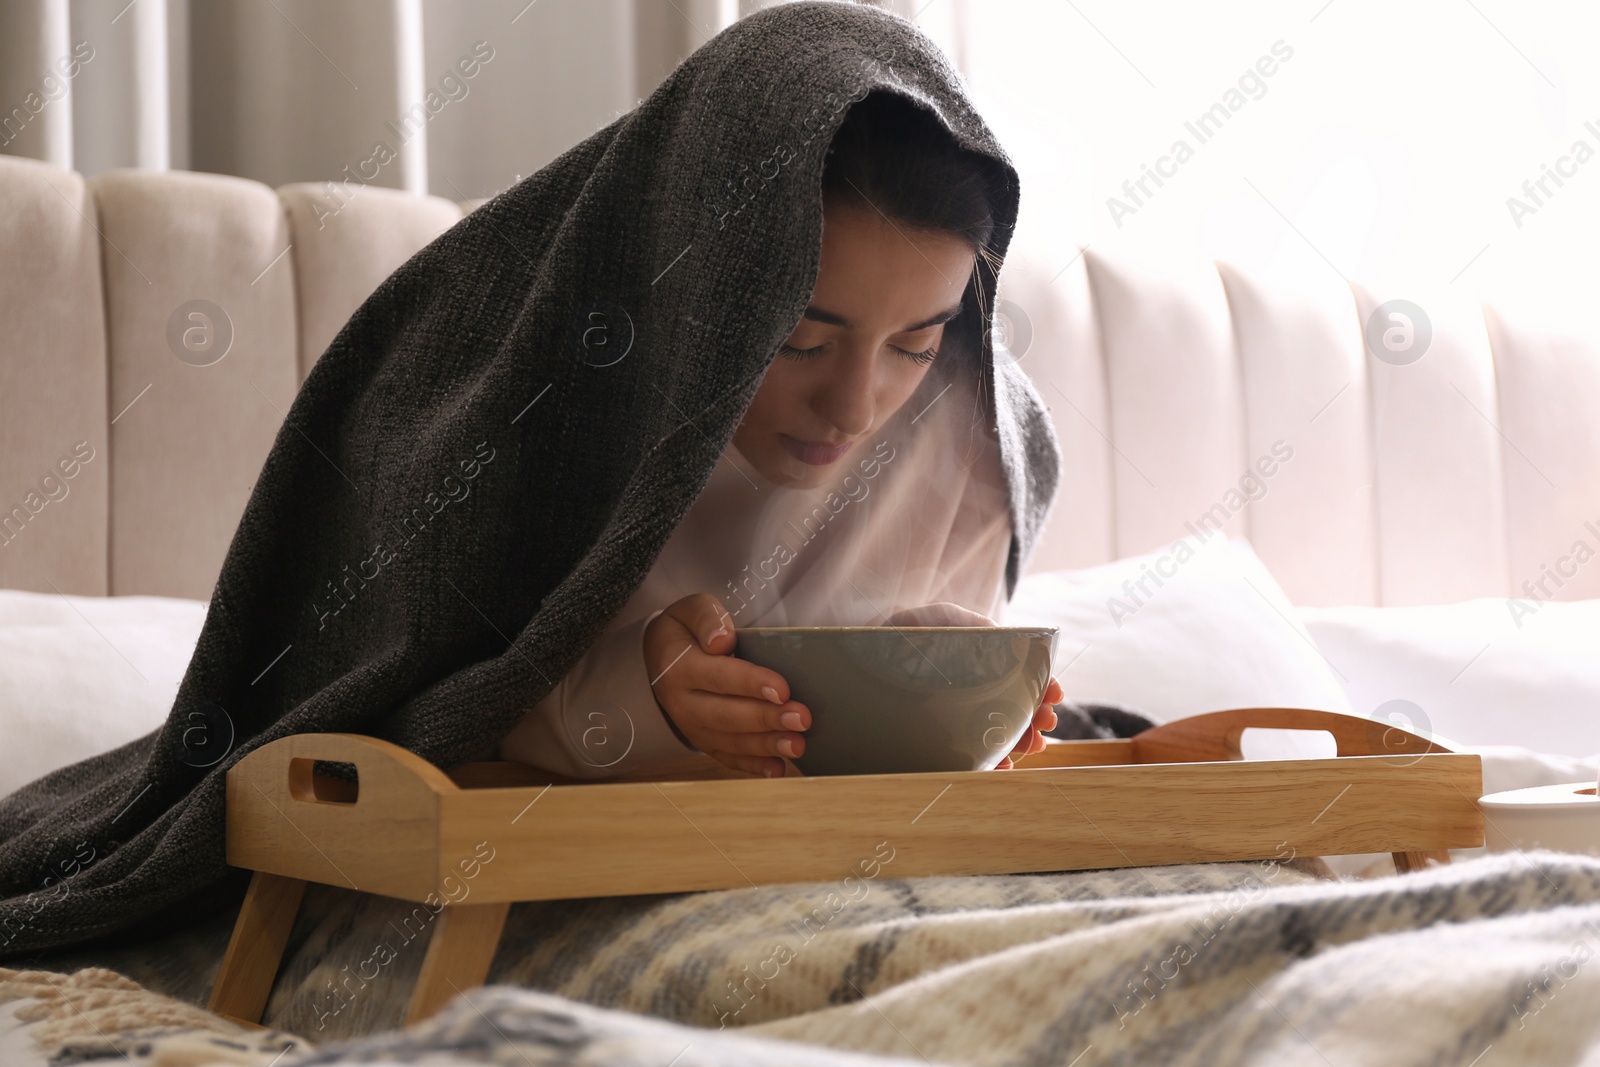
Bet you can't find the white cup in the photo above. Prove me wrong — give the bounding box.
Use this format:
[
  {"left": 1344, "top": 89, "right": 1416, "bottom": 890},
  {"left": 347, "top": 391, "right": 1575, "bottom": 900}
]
[{"left": 1480, "top": 778, "right": 1600, "bottom": 856}]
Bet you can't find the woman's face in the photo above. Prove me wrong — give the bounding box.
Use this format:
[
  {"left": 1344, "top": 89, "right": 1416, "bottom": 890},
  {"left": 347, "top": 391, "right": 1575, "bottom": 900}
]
[{"left": 732, "top": 198, "right": 977, "bottom": 489}]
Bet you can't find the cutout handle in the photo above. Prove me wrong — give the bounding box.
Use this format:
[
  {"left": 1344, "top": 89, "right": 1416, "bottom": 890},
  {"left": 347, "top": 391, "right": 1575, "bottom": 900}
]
[
  {"left": 1133, "top": 707, "right": 1448, "bottom": 764},
  {"left": 288, "top": 758, "right": 360, "bottom": 804},
  {"left": 1237, "top": 726, "right": 1338, "bottom": 761}
]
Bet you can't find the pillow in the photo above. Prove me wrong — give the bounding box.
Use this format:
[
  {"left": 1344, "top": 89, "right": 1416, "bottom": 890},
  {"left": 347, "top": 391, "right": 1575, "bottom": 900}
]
[
  {"left": 1296, "top": 598, "right": 1600, "bottom": 757},
  {"left": 1004, "top": 536, "right": 1353, "bottom": 759},
  {"left": 1471, "top": 744, "right": 1600, "bottom": 795},
  {"left": 0, "top": 589, "right": 207, "bottom": 797}
]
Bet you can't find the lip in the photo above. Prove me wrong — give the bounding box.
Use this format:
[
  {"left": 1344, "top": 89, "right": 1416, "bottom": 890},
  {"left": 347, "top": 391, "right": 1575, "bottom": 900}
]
[{"left": 779, "top": 433, "right": 855, "bottom": 466}]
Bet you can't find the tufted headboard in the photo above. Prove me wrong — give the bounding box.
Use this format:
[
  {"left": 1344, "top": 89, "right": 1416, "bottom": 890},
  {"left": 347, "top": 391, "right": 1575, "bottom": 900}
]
[
  {"left": 2, "top": 155, "right": 1597, "bottom": 607},
  {"left": 0, "top": 155, "right": 467, "bottom": 601},
  {"left": 1004, "top": 249, "right": 1600, "bottom": 607}
]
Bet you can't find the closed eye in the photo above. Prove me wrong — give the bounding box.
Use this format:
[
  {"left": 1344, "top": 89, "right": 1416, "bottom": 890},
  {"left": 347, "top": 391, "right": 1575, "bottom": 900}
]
[
  {"left": 891, "top": 343, "right": 940, "bottom": 366},
  {"left": 778, "top": 341, "right": 940, "bottom": 365}
]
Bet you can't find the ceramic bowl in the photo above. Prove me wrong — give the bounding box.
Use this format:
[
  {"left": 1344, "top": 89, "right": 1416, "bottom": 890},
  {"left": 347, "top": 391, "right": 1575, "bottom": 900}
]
[
  {"left": 734, "top": 625, "right": 1058, "bottom": 776},
  {"left": 1479, "top": 781, "right": 1600, "bottom": 857}
]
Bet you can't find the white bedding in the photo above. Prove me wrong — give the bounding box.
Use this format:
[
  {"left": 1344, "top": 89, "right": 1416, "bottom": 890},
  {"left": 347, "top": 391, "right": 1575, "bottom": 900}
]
[
  {"left": 1298, "top": 597, "right": 1600, "bottom": 756},
  {"left": 2, "top": 552, "right": 1597, "bottom": 832},
  {"left": 1001, "top": 535, "right": 1355, "bottom": 727},
  {"left": 0, "top": 589, "right": 206, "bottom": 797}
]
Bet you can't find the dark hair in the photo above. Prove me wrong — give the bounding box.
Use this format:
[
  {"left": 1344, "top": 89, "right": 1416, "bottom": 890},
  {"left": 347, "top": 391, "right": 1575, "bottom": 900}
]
[{"left": 821, "top": 90, "right": 1001, "bottom": 262}]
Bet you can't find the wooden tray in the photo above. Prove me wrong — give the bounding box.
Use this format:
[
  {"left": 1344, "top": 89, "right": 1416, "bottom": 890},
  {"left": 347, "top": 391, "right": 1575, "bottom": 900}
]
[{"left": 206, "top": 706, "right": 1483, "bottom": 1031}]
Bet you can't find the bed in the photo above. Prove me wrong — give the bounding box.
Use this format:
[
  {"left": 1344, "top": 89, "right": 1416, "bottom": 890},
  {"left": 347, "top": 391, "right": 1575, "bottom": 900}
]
[
  {"left": 6, "top": 848, "right": 1600, "bottom": 1065},
  {"left": 3, "top": 157, "right": 1599, "bottom": 1065}
]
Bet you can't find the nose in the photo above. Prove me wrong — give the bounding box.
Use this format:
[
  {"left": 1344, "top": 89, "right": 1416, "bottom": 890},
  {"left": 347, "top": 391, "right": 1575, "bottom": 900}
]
[{"left": 812, "top": 344, "right": 876, "bottom": 437}]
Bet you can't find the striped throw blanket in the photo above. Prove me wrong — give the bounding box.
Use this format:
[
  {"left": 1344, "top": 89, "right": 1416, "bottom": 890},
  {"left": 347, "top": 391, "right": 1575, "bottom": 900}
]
[{"left": 8, "top": 849, "right": 1600, "bottom": 1065}]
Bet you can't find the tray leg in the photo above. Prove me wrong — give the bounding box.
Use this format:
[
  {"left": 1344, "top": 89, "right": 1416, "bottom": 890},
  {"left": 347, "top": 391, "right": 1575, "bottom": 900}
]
[
  {"left": 405, "top": 901, "right": 511, "bottom": 1025},
  {"left": 208, "top": 870, "right": 307, "bottom": 1026},
  {"left": 1393, "top": 849, "right": 1452, "bottom": 873}
]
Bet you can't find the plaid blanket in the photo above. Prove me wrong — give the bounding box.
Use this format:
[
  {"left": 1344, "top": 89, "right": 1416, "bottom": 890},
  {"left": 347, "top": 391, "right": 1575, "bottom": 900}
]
[{"left": 9, "top": 850, "right": 1600, "bottom": 1065}]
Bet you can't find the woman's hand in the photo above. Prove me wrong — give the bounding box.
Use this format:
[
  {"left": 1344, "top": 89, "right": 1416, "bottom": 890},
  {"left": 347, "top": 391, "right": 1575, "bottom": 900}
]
[
  {"left": 996, "top": 676, "right": 1063, "bottom": 770},
  {"left": 643, "top": 593, "right": 810, "bottom": 778},
  {"left": 884, "top": 601, "right": 1062, "bottom": 771},
  {"left": 883, "top": 601, "right": 995, "bottom": 628}
]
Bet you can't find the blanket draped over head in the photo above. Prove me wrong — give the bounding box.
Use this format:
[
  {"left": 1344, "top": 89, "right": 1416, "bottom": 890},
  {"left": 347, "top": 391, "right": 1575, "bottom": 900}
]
[{"left": 0, "top": 0, "right": 1059, "bottom": 957}]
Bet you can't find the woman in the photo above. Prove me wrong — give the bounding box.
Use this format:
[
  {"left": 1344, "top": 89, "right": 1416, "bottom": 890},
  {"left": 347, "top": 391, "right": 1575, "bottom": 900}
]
[
  {"left": 0, "top": 2, "right": 1063, "bottom": 956},
  {"left": 498, "top": 91, "right": 1064, "bottom": 780}
]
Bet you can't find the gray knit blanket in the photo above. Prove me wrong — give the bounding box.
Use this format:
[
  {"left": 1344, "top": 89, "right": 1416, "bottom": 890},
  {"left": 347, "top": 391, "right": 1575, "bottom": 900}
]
[
  {"left": 9, "top": 851, "right": 1600, "bottom": 1065},
  {"left": 0, "top": 0, "right": 1058, "bottom": 958}
]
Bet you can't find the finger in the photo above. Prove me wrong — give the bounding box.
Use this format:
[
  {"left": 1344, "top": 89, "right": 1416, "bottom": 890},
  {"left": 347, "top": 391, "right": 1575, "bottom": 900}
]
[
  {"left": 1010, "top": 727, "right": 1042, "bottom": 759},
  {"left": 689, "top": 654, "right": 798, "bottom": 708},
  {"left": 885, "top": 602, "right": 996, "bottom": 627},
  {"left": 1033, "top": 703, "right": 1058, "bottom": 733},
  {"left": 648, "top": 636, "right": 797, "bottom": 709},
  {"left": 996, "top": 756, "right": 1014, "bottom": 770},
  {"left": 1044, "top": 677, "right": 1064, "bottom": 704},
  {"left": 664, "top": 593, "right": 736, "bottom": 654},
  {"left": 702, "top": 729, "right": 805, "bottom": 760},
  {"left": 712, "top": 752, "right": 787, "bottom": 779},
  {"left": 675, "top": 692, "right": 811, "bottom": 734}
]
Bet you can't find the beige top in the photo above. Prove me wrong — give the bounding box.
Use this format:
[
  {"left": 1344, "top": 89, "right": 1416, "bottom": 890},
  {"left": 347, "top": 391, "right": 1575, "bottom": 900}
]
[{"left": 496, "top": 353, "right": 1015, "bottom": 778}]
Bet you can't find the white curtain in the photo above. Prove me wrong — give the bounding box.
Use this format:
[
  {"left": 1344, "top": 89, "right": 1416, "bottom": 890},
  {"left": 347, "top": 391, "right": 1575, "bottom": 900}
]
[{"left": 0, "top": 0, "right": 967, "bottom": 200}]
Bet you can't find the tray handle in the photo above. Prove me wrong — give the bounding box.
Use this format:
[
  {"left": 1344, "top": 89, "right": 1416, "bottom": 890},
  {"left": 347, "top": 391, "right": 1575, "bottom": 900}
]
[
  {"left": 1130, "top": 707, "right": 1449, "bottom": 764},
  {"left": 230, "top": 732, "right": 460, "bottom": 815}
]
